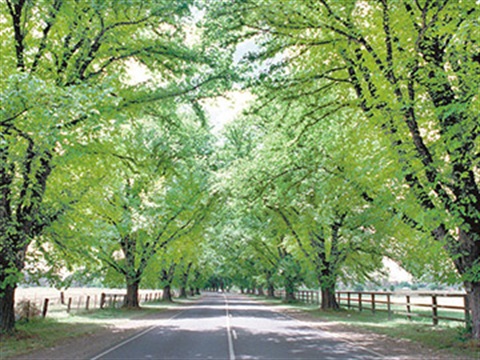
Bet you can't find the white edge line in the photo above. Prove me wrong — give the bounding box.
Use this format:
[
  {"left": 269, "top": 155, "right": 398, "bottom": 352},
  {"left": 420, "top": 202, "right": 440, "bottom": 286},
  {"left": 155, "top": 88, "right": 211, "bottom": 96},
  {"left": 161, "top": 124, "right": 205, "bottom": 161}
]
[
  {"left": 224, "top": 294, "right": 236, "bottom": 360},
  {"left": 89, "top": 311, "right": 183, "bottom": 360},
  {"left": 267, "top": 303, "right": 385, "bottom": 358}
]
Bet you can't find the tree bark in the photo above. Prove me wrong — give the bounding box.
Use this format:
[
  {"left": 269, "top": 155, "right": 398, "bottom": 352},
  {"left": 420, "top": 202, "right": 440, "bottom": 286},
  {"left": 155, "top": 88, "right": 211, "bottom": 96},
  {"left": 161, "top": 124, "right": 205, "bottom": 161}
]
[
  {"left": 284, "top": 275, "right": 296, "bottom": 302},
  {"left": 285, "top": 289, "right": 296, "bottom": 302},
  {"left": 267, "top": 283, "right": 275, "bottom": 298},
  {"left": 320, "top": 287, "right": 339, "bottom": 310},
  {"left": 179, "top": 286, "right": 187, "bottom": 298},
  {"left": 178, "top": 263, "right": 192, "bottom": 298},
  {"left": 466, "top": 281, "right": 480, "bottom": 339},
  {"left": 0, "top": 283, "right": 16, "bottom": 334},
  {"left": 162, "top": 285, "right": 173, "bottom": 302},
  {"left": 124, "top": 279, "right": 140, "bottom": 308},
  {"left": 257, "top": 287, "right": 265, "bottom": 296}
]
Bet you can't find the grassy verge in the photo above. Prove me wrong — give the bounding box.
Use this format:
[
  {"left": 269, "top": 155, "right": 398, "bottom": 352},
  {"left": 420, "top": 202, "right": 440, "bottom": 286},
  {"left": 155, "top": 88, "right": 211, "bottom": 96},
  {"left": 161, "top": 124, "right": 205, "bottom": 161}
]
[
  {"left": 0, "top": 300, "right": 180, "bottom": 359},
  {"left": 256, "top": 296, "right": 479, "bottom": 359}
]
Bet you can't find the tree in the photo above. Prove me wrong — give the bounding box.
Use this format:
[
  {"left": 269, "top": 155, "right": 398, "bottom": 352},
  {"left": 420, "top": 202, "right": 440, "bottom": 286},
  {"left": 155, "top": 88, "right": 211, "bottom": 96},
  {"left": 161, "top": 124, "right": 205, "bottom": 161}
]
[
  {"left": 204, "top": 0, "right": 479, "bottom": 337},
  {"left": 58, "top": 114, "right": 213, "bottom": 307},
  {"left": 0, "top": 0, "right": 218, "bottom": 332}
]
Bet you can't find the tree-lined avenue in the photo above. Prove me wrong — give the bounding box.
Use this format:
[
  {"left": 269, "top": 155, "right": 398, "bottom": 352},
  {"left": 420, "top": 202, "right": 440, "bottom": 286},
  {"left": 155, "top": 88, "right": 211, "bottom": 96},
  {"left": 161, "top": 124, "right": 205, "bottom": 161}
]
[{"left": 91, "top": 293, "right": 379, "bottom": 360}]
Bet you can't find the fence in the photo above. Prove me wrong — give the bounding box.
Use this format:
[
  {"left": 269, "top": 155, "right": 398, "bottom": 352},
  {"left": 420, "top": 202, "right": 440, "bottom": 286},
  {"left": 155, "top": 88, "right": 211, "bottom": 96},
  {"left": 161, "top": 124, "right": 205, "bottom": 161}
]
[
  {"left": 336, "top": 291, "right": 470, "bottom": 325},
  {"left": 15, "top": 290, "right": 163, "bottom": 320},
  {"left": 274, "top": 289, "right": 470, "bottom": 326}
]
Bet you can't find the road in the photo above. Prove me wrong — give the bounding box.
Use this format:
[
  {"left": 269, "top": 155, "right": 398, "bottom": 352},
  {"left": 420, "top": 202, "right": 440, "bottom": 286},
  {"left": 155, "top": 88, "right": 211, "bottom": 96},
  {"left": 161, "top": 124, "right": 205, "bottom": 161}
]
[{"left": 91, "top": 292, "right": 380, "bottom": 359}]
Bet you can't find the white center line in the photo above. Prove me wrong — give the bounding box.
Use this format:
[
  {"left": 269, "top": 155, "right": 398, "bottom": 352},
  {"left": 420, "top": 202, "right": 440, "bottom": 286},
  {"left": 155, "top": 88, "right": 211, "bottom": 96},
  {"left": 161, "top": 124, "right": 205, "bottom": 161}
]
[{"left": 224, "top": 294, "right": 236, "bottom": 360}]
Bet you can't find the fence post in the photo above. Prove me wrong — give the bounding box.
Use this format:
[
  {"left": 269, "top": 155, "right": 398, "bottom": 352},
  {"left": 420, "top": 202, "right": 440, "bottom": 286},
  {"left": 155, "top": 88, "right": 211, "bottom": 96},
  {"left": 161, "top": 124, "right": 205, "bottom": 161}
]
[
  {"left": 26, "top": 300, "right": 31, "bottom": 320},
  {"left": 371, "top": 293, "right": 375, "bottom": 314},
  {"left": 337, "top": 292, "right": 340, "bottom": 305},
  {"left": 42, "top": 298, "right": 49, "bottom": 318},
  {"left": 406, "top": 295, "right": 411, "bottom": 321},
  {"left": 432, "top": 295, "right": 438, "bottom": 326},
  {"left": 60, "top": 292, "right": 65, "bottom": 305},
  {"left": 347, "top": 292, "right": 351, "bottom": 309},
  {"left": 67, "top": 298, "right": 72, "bottom": 313},
  {"left": 387, "top": 293, "right": 392, "bottom": 320},
  {"left": 86, "top": 296, "right": 90, "bottom": 311},
  {"left": 358, "top": 293, "right": 362, "bottom": 312}
]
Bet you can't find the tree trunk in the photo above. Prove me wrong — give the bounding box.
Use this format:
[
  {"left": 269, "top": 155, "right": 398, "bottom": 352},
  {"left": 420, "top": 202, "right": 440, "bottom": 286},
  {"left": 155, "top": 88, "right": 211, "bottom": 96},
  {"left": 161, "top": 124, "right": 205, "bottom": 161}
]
[
  {"left": 0, "top": 283, "right": 16, "bottom": 334},
  {"left": 179, "top": 286, "right": 187, "bottom": 298},
  {"left": 285, "top": 289, "right": 296, "bottom": 302},
  {"left": 284, "top": 275, "right": 296, "bottom": 302},
  {"left": 195, "top": 287, "right": 200, "bottom": 295},
  {"left": 466, "top": 281, "right": 480, "bottom": 339},
  {"left": 257, "top": 287, "right": 265, "bottom": 296},
  {"left": 178, "top": 263, "right": 192, "bottom": 299},
  {"left": 320, "top": 287, "right": 339, "bottom": 310},
  {"left": 124, "top": 279, "right": 140, "bottom": 308},
  {"left": 267, "top": 284, "right": 275, "bottom": 298},
  {"left": 162, "top": 285, "right": 173, "bottom": 302}
]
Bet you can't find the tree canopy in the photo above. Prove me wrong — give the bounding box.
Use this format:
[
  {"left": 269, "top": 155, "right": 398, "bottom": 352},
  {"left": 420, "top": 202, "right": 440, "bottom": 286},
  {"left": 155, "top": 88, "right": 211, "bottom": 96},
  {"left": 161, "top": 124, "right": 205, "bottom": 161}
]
[{"left": 1, "top": 0, "right": 478, "bottom": 339}]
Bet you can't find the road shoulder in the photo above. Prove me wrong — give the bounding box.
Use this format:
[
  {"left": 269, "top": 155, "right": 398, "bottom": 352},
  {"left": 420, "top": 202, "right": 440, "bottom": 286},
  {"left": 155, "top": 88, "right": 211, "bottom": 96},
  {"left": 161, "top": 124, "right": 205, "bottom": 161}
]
[
  {"left": 271, "top": 304, "right": 459, "bottom": 359},
  {"left": 7, "top": 306, "right": 186, "bottom": 360}
]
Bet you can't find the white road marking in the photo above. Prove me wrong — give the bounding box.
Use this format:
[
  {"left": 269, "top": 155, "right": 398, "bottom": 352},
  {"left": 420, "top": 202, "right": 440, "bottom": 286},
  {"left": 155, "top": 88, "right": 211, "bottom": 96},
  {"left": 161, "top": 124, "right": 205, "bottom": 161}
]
[
  {"left": 224, "top": 294, "right": 236, "bottom": 360},
  {"left": 89, "top": 311, "right": 184, "bottom": 360},
  {"left": 232, "top": 329, "right": 238, "bottom": 340}
]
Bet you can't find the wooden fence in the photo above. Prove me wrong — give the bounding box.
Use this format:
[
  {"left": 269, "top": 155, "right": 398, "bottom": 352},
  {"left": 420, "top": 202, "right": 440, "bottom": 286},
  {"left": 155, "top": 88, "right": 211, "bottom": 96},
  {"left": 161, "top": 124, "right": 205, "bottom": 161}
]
[
  {"left": 15, "top": 290, "right": 163, "bottom": 320},
  {"left": 336, "top": 291, "right": 470, "bottom": 325},
  {"left": 275, "top": 289, "right": 470, "bottom": 326}
]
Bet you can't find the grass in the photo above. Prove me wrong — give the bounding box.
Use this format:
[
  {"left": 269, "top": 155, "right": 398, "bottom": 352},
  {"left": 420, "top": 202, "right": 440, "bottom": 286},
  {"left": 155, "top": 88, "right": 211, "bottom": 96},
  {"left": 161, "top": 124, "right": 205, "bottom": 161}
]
[
  {"left": 0, "top": 317, "right": 105, "bottom": 358},
  {"left": 257, "top": 296, "right": 479, "bottom": 359},
  {"left": 0, "top": 300, "right": 180, "bottom": 359}
]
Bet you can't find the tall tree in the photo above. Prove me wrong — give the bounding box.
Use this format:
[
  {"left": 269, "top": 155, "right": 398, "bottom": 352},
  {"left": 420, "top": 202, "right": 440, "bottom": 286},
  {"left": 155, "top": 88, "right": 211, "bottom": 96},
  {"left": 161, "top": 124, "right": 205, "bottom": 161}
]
[
  {"left": 0, "top": 0, "right": 218, "bottom": 332},
  {"left": 204, "top": 0, "right": 479, "bottom": 337}
]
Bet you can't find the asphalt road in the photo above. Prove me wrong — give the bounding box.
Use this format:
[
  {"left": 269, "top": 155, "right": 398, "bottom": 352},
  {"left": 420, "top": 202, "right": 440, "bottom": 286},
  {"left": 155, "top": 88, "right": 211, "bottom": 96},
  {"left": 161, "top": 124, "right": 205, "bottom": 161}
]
[{"left": 91, "top": 292, "right": 380, "bottom": 360}]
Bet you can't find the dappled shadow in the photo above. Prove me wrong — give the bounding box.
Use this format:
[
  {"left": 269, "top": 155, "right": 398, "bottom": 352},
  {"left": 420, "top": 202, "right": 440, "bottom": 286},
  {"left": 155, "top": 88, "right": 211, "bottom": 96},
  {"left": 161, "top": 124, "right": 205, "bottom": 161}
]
[{"left": 94, "top": 293, "right": 379, "bottom": 360}]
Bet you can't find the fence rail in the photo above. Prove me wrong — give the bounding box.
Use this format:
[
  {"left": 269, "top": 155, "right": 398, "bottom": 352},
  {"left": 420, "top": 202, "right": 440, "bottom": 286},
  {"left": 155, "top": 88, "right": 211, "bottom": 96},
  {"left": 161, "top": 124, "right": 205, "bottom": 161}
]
[
  {"left": 336, "top": 291, "right": 469, "bottom": 325},
  {"left": 15, "top": 290, "right": 163, "bottom": 320},
  {"left": 274, "top": 289, "right": 470, "bottom": 326}
]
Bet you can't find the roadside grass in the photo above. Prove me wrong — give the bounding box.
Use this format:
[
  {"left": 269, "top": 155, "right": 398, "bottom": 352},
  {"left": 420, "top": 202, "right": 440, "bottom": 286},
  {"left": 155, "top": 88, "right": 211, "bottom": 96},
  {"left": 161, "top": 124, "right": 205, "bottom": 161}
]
[
  {"left": 0, "top": 300, "right": 180, "bottom": 359},
  {"left": 0, "top": 317, "right": 105, "bottom": 358},
  {"left": 256, "top": 296, "right": 479, "bottom": 359}
]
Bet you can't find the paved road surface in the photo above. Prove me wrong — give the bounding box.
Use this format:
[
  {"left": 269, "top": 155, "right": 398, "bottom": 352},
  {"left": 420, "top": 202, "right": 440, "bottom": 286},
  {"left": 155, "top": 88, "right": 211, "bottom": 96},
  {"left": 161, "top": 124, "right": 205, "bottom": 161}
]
[{"left": 91, "top": 292, "right": 380, "bottom": 359}]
